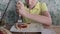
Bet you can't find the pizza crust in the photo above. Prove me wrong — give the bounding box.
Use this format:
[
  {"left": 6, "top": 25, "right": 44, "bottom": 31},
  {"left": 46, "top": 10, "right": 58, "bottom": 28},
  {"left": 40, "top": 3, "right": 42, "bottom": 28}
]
[
  {"left": 0, "top": 29, "right": 7, "bottom": 34},
  {"left": 0, "top": 27, "right": 12, "bottom": 34}
]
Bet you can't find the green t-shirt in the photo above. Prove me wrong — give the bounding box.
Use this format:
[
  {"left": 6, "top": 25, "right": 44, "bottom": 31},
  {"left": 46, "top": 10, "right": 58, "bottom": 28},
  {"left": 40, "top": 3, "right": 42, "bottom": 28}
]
[{"left": 23, "top": 2, "right": 48, "bottom": 23}]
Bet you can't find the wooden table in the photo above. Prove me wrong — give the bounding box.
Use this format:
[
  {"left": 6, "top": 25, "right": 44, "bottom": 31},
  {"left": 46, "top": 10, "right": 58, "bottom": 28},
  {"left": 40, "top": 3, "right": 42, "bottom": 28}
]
[{"left": 5, "top": 24, "right": 41, "bottom": 34}]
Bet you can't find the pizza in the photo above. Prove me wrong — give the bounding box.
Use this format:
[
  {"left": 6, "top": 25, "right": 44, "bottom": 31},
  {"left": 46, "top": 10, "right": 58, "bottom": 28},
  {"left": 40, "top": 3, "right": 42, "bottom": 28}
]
[
  {"left": 15, "top": 23, "right": 28, "bottom": 30},
  {"left": 0, "top": 29, "right": 7, "bottom": 34},
  {"left": 0, "top": 27, "right": 12, "bottom": 34}
]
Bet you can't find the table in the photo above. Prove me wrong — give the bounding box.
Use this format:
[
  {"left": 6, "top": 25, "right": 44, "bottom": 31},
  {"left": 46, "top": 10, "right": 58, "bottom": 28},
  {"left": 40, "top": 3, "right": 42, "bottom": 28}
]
[{"left": 5, "top": 24, "right": 41, "bottom": 34}]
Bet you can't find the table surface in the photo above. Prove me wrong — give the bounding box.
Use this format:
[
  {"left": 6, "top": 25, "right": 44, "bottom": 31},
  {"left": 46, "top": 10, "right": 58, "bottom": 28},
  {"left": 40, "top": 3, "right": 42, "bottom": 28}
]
[{"left": 5, "top": 24, "right": 41, "bottom": 34}]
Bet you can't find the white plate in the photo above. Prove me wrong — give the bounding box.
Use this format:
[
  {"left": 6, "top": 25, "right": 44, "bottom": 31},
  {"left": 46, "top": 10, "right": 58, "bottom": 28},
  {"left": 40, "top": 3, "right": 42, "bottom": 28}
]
[{"left": 10, "top": 23, "right": 42, "bottom": 32}]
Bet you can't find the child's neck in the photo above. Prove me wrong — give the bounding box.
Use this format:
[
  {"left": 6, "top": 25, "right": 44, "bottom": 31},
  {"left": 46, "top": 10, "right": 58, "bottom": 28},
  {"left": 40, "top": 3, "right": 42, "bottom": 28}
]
[{"left": 27, "top": 2, "right": 37, "bottom": 9}]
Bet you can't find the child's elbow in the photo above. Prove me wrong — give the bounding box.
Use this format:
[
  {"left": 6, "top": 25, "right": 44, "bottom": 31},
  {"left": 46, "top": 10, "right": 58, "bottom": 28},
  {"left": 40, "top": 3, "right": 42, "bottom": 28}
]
[{"left": 47, "top": 19, "right": 52, "bottom": 26}]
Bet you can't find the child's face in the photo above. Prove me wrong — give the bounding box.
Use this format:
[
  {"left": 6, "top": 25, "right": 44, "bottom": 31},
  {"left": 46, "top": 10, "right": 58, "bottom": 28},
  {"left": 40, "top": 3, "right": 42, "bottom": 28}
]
[{"left": 25, "top": 0, "right": 37, "bottom": 6}]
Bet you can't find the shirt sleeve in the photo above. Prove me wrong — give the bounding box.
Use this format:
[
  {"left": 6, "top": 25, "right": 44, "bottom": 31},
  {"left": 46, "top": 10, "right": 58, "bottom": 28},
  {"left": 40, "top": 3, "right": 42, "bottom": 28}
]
[{"left": 41, "top": 3, "right": 48, "bottom": 12}]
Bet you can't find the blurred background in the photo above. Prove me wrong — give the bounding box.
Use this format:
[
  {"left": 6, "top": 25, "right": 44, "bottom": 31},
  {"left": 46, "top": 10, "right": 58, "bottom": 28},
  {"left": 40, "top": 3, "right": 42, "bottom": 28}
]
[{"left": 0, "top": 0, "right": 60, "bottom": 25}]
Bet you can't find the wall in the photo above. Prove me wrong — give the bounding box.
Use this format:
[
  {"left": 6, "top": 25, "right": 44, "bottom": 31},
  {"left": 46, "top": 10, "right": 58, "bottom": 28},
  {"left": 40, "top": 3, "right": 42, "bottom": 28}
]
[{"left": 39, "top": 0, "right": 60, "bottom": 25}]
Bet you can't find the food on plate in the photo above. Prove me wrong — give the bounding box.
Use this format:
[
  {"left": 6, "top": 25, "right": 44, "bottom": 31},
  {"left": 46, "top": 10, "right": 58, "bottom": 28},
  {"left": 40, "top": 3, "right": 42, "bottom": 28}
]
[{"left": 16, "top": 23, "right": 28, "bottom": 30}]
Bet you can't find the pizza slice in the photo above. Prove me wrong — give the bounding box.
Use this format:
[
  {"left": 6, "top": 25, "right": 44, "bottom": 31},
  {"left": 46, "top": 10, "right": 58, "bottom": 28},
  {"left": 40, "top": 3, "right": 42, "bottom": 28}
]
[
  {"left": 15, "top": 23, "right": 28, "bottom": 30},
  {"left": 0, "top": 27, "right": 12, "bottom": 34}
]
